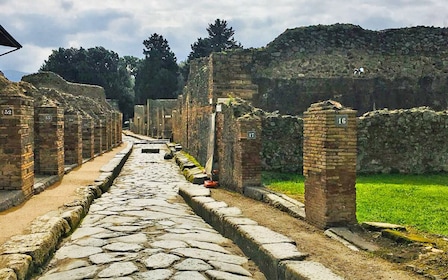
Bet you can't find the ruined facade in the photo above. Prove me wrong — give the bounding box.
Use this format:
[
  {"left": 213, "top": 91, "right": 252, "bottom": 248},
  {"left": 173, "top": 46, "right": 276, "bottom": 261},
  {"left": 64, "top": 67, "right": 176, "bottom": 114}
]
[{"left": 0, "top": 72, "right": 123, "bottom": 204}]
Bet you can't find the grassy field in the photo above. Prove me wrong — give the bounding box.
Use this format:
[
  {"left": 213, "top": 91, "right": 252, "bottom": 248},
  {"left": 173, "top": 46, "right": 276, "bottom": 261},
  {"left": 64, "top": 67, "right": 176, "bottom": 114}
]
[{"left": 262, "top": 172, "right": 448, "bottom": 236}]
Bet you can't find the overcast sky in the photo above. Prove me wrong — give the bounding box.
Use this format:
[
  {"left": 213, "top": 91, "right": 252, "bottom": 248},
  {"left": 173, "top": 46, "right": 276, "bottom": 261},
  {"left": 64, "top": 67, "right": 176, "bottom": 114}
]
[{"left": 0, "top": 0, "right": 446, "bottom": 74}]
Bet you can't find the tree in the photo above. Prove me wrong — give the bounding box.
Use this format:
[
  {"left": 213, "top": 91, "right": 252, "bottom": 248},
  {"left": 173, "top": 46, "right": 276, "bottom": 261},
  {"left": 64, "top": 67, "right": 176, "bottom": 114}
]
[
  {"left": 40, "top": 47, "right": 136, "bottom": 121},
  {"left": 188, "top": 19, "right": 242, "bottom": 61},
  {"left": 182, "top": 19, "right": 243, "bottom": 80},
  {"left": 134, "top": 33, "right": 179, "bottom": 104}
]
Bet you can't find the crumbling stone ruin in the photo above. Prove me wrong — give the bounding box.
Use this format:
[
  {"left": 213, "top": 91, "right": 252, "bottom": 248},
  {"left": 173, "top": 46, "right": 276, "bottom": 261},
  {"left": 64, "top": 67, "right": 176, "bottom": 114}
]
[
  {"left": 0, "top": 72, "right": 122, "bottom": 206},
  {"left": 135, "top": 24, "right": 448, "bottom": 186}
]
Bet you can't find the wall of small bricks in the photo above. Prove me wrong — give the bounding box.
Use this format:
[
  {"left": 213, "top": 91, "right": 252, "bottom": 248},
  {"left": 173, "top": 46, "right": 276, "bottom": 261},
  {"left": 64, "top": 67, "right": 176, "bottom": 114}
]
[
  {"left": 82, "top": 116, "right": 95, "bottom": 159},
  {"left": 303, "top": 101, "right": 357, "bottom": 229},
  {"left": 0, "top": 90, "right": 34, "bottom": 198},
  {"left": 216, "top": 103, "right": 262, "bottom": 192},
  {"left": 64, "top": 113, "right": 82, "bottom": 166},
  {"left": 34, "top": 105, "right": 65, "bottom": 176},
  {"left": 94, "top": 119, "right": 103, "bottom": 155},
  {"left": 0, "top": 73, "right": 122, "bottom": 203}
]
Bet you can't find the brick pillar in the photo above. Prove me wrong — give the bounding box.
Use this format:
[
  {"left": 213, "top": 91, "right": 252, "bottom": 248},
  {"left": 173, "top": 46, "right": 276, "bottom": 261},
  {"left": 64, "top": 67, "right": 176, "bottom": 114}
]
[
  {"left": 234, "top": 117, "right": 262, "bottom": 192},
  {"left": 64, "top": 113, "right": 82, "bottom": 166},
  {"left": 0, "top": 93, "right": 34, "bottom": 198},
  {"left": 111, "top": 112, "right": 117, "bottom": 147},
  {"left": 94, "top": 118, "right": 102, "bottom": 155},
  {"left": 82, "top": 116, "right": 94, "bottom": 159},
  {"left": 118, "top": 112, "right": 123, "bottom": 143},
  {"left": 35, "top": 105, "right": 64, "bottom": 176},
  {"left": 303, "top": 100, "right": 357, "bottom": 229},
  {"left": 107, "top": 113, "right": 113, "bottom": 150},
  {"left": 101, "top": 117, "right": 109, "bottom": 152}
]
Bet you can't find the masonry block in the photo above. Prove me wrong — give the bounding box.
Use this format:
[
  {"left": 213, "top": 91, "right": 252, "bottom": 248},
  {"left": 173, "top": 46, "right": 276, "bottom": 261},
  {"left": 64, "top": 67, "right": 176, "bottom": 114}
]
[
  {"left": 303, "top": 100, "right": 357, "bottom": 229},
  {"left": 0, "top": 93, "right": 34, "bottom": 198},
  {"left": 35, "top": 105, "right": 64, "bottom": 177},
  {"left": 94, "top": 118, "right": 102, "bottom": 155},
  {"left": 64, "top": 113, "right": 82, "bottom": 166},
  {"left": 82, "top": 116, "right": 94, "bottom": 159}
]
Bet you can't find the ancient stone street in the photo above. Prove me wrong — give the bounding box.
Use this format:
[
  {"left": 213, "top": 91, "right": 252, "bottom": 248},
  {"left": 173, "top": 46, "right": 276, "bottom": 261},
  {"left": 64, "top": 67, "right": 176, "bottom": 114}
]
[{"left": 35, "top": 138, "right": 263, "bottom": 280}]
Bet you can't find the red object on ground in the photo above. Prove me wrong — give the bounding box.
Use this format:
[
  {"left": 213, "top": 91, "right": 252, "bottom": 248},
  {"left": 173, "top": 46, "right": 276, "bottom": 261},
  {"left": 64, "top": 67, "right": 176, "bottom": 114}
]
[{"left": 204, "top": 180, "right": 218, "bottom": 188}]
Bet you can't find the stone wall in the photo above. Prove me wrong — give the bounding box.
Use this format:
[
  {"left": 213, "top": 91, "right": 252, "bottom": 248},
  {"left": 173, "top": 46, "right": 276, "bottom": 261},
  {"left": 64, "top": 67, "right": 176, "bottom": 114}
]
[
  {"left": 246, "top": 24, "right": 448, "bottom": 116},
  {"left": 0, "top": 75, "right": 34, "bottom": 198},
  {"left": 23, "top": 72, "right": 107, "bottom": 103},
  {"left": 252, "top": 76, "right": 448, "bottom": 116},
  {"left": 262, "top": 114, "right": 303, "bottom": 172},
  {"left": 261, "top": 105, "right": 448, "bottom": 174},
  {"left": 358, "top": 107, "right": 448, "bottom": 174}
]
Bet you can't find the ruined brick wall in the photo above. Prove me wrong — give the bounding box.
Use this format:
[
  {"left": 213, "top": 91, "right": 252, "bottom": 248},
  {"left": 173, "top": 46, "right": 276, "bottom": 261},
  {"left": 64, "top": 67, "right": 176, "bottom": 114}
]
[
  {"left": 132, "top": 105, "right": 145, "bottom": 135},
  {"left": 0, "top": 76, "right": 34, "bottom": 198},
  {"left": 64, "top": 113, "right": 82, "bottom": 166},
  {"left": 82, "top": 116, "right": 94, "bottom": 159},
  {"left": 147, "top": 99, "right": 177, "bottom": 139},
  {"left": 175, "top": 52, "right": 259, "bottom": 166},
  {"left": 179, "top": 58, "right": 213, "bottom": 165},
  {"left": 216, "top": 102, "right": 262, "bottom": 192},
  {"left": 209, "top": 51, "right": 258, "bottom": 102},
  {"left": 34, "top": 102, "right": 65, "bottom": 176}
]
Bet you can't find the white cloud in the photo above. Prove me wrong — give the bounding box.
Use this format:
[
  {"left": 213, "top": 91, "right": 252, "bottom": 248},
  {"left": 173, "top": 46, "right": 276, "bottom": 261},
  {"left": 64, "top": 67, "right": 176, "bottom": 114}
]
[{"left": 0, "top": 0, "right": 446, "bottom": 72}]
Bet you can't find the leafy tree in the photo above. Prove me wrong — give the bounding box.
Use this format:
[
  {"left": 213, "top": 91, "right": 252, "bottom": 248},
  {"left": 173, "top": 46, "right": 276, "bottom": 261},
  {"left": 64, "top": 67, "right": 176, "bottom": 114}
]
[
  {"left": 188, "top": 19, "right": 242, "bottom": 61},
  {"left": 183, "top": 19, "right": 243, "bottom": 80},
  {"left": 134, "top": 33, "right": 179, "bottom": 104},
  {"left": 40, "top": 47, "right": 135, "bottom": 120}
]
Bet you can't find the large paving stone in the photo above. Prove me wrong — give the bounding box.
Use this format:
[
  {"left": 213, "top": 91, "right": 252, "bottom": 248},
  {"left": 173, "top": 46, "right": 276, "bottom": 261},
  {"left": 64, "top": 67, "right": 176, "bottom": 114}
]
[
  {"left": 103, "top": 242, "right": 143, "bottom": 252},
  {"left": 135, "top": 269, "right": 173, "bottom": 280},
  {"left": 208, "top": 260, "right": 252, "bottom": 277},
  {"left": 173, "top": 258, "right": 212, "bottom": 271},
  {"left": 97, "top": 261, "right": 139, "bottom": 278},
  {"left": 53, "top": 245, "right": 102, "bottom": 259},
  {"left": 171, "top": 248, "right": 247, "bottom": 265},
  {"left": 89, "top": 252, "right": 138, "bottom": 265},
  {"left": 143, "top": 253, "right": 181, "bottom": 269}
]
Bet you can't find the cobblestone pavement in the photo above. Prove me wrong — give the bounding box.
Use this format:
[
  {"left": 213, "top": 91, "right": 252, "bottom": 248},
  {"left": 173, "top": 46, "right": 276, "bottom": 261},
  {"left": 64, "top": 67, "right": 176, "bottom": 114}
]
[{"left": 35, "top": 140, "right": 264, "bottom": 280}]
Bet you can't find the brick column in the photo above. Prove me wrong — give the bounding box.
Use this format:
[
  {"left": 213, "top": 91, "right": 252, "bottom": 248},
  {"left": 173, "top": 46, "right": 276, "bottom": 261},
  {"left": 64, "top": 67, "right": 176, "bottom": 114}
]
[
  {"left": 35, "top": 104, "right": 64, "bottom": 176},
  {"left": 234, "top": 117, "right": 262, "bottom": 192},
  {"left": 0, "top": 93, "right": 34, "bottom": 198},
  {"left": 94, "top": 118, "right": 102, "bottom": 155},
  {"left": 107, "top": 113, "right": 113, "bottom": 150},
  {"left": 111, "top": 112, "right": 117, "bottom": 147},
  {"left": 82, "top": 116, "right": 94, "bottom": 160},
  {"left": 101, "top": 117, "right": 109, "bottom": 152},
  {"left": 64, "top": 113, "right": 82, "bottom": 166},
  {"left": 303, "top": 100, "right": 357, "bottom": 229},
  {"left": 117, "top": 112, "right": 123, "bottom": 144}
]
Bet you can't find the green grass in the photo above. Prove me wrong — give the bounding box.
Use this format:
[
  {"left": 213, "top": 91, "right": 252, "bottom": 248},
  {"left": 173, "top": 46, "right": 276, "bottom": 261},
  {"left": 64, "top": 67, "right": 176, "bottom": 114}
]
[{"left": 262, "top": 172, "right": 448, "bottom": 236}]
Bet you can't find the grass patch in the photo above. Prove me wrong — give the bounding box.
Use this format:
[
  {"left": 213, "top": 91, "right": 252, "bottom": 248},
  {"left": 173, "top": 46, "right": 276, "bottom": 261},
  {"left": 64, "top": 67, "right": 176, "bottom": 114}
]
[
  {"left": 262, "top": 172, "right": 305, "bottom": 202},
  {"left": 262, "top": 172, "right": 448, "bottom": 236}
]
